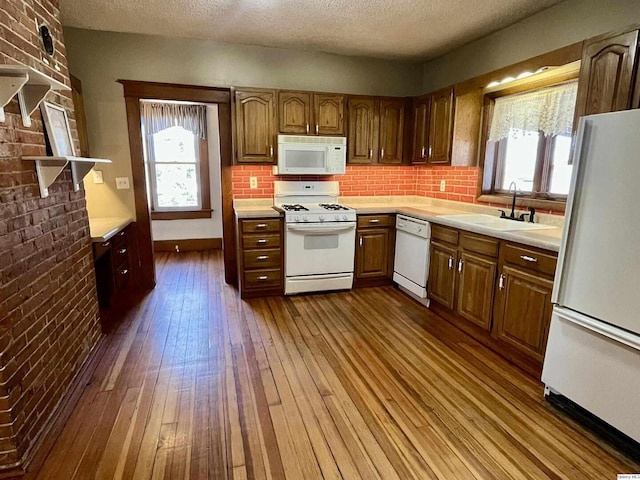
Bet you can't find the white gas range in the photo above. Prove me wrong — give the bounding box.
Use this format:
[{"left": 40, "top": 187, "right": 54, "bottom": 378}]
[{"left": 274, "top": 181, "right": 356, "bottom": 295}]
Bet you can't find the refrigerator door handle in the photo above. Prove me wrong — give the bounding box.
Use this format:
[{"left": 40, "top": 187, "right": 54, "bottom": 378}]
[{"left": 555, "top": 308, "right": 640, "bottom": 352}]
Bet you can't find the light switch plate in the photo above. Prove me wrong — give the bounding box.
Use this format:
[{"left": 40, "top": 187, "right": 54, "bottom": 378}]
[
  {"left": 92, "top": 170, "right": 104, "bottom": 184},
  {"left": 249, "top": 176, "right": 258, "bottom": 189},
  {"left": 440, "top": 180, "right": 446, "bottom": 192},
  {"left": 116, "top": 177, "right": 130, "bottom": 190}
]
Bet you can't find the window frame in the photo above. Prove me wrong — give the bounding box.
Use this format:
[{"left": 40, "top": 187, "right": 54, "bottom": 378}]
[
  {"left": 478, "top": 74, "right": 578, "bottom": 212},
  {"left": 143, "top": 118, "right": 212, "bottom": 221}
]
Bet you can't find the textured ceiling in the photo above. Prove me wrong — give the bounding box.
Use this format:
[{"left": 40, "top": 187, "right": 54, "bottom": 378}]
[{"left": 59, "top": 0, "right": 561, "bottom": 61}]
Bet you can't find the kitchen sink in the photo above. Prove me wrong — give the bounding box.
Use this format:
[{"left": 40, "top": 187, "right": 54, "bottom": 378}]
[{"left": 438, "top": 214, "right": 556, "bottom": 231}]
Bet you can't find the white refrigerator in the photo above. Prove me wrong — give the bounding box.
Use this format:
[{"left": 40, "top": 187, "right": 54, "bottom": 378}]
[{"left": 542, "top": 109, "right": 640, "bottom": 443}]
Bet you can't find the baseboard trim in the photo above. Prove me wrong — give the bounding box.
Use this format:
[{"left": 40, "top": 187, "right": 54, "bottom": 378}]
[{"left": 154, "top": 238, "right": 223, "bottom": 252}]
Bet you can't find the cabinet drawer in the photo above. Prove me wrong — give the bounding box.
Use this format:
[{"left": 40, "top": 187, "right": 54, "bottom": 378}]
[
  {"left": 357, "top": 214, "right": 395, "bottom": 228},
  {"left": 113, "top": 244, "right": 129, "bottom": 268},
  {"left": 241, "top": 219, "right": 281, "bottom": 234},
  {"left": 460, "top": 233, "right": 499, "bottom": 258},
  {"left": 243, "top": 249, "right": 281, "bottom": 269},
  {"left": 242, "top": 234, "right": 281, "bottom": 250},
  {"left": 114, "top": 262, "right": 131, "bottom": 291},
  {"left": 112, "top": 228, "right": 128, "bottom": 248},
  {"left": 93, "top": 240, "right": 111, "bottom": 261},
  {"left": 503, "top": 244, "right": 557, "bottom": 276},
  {"left": 244, "top": 269, "right": 281, "bottom": 289},
  {"left": 432, "top": 225, "right": 459, "bottom": 245}
]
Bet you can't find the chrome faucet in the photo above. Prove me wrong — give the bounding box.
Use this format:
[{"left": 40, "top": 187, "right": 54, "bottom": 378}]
[{"left": 499, "top": 181, "right": 536, "bottom": 222}]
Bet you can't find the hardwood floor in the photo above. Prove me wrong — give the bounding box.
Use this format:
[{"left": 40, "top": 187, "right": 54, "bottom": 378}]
[{"left": 26, "top": 250, "right": 638, "bottom": 479}]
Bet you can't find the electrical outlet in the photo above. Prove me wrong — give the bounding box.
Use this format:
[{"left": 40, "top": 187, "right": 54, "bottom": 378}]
[
  {"left": 116, "top": 177, "right": 130, "bottom": 190},
  {"left": 249, "top": 177, "right": 258, "bottom": 189},
  {"left": 92, "top": 170, "right": 104, "bottom": 184},
  {"left": 440, "top": 180, "right": 446, "bottom": 192}
]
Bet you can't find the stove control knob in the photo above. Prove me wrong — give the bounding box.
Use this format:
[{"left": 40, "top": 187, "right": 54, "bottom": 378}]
[
  {"left": 335, "top": 214, "right": 340, "bottom": 221},
  {"left": 342, "top": 214, "right": 348, "bottom": 221},
  {"left": 292, "top": 215, "right": 299, "bottom": 222},
  {"left": 319, "top": 215, "right": 325, "bottom": 222},
  {"left": 302, "top": 215, "right": 309, "bottom": 222}
]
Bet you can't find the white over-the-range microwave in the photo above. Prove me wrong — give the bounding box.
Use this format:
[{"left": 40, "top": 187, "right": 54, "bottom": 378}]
[{"left": 276, "top": 135, "right": 347, "bottom": 175}]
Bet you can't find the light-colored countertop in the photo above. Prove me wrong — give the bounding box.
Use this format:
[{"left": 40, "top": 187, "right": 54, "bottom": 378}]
[
  {"left": 233, "top": 196, "right": 564, "bottom": 252},
  {"left": 89, "top": 216, "right": 134, "bottom": 243}
]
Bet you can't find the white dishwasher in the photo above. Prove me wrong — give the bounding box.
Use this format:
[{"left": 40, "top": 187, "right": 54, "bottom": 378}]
[{"left": 393, "top": 215, "right": 431, "bottom": 302}]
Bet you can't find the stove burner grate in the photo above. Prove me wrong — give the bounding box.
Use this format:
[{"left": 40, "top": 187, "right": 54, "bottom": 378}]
[
  {"left": 319, "top": 203, "right": 349, "bottom": 211},
  {"left": 281, "top": 204, "right": 309, "bottom": 211}
]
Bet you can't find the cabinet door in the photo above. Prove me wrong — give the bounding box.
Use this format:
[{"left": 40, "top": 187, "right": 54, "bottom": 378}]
[
  {"left": 235, "top": 90, "right": 276, "bottom": 164},
  {"left": 378, "top": 98, "right": 405, "bottom": 164},
  {"left": 576, "top": 30, "right": 639, "bottom": 120},
  {"left": 456, "top": 251, "right": 497, "bottom": 331},
  {"left": 411, "top": 96, "right": 430, "bottom": 164},
  {"left": 428, "top": 87, "right": 454, "bottom": 165},
  {"left": 347, "top": 97, "right": 379, "bottom": 164},
  {"left": 356, "top": 228, "right": 391, "bottom": 279},
  {"left": 278, "top": 91, "right": 312, "bottom": 134},
  {"left": 492, "top": 266, "right": 554, "bottom": 362},
  {"left": 427, "top": 241, "right": 457, "bottom": 309},
  {"left": 313, "top": 93, "right": 345, "bottom": 135}
]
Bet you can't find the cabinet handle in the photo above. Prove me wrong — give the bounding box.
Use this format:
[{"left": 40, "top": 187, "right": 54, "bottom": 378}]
[
  {"left": 256, "top": 223, "right": 267, "bottom": 229},
  {"left": 306, "top": 123, "right": 309, "bottom": 134},
  {"left": 101, "top": 241, "right": 110, "bottom": 248},
  {"left": 429, "top": 146, "right": 432, "bottom": 157},
  {"left": 380, "top": 148, "right": 384, "bottom": 160},
  {"left": 270, "top": 145, "right": 274, "bottom": 158},
  {"left": 256, "top": 255, "right": 269, "bottom": 260},
  {"left": 421, "top": 146, "right": 425, "bottom": 158},
  {"left": 499, "top": 274, "right": 506, "bottom": 290},
  {"left": 458, "top": 259, "right": 463, "bottom": 273},
  {"left": 369, "top": 219, "right": 380, "bottom": 224},
  {"left": 369, "top": 149, "right": 373, "bottom": 159},
  {"left": 520, "top": 255, "right": 538, "bottom": 263},
  {"left": 448, "top": 256, "right": 454, "bottom": 269},
  {"left": 257, "top": 275, "right": 268, "bottom": 281},
  {"left": 120, "top": 269, "right": 129, "bottom": 275},
  {"left": 118, "top": 248, "right": 127, "bottom": 254},
  {"left": 359, "top": 236, "right": 363, "bottom": 247},
  {"left": 119, "top": 231, "right": 126, "bottom": 236},
  {"left": 315, "top": 124, "right": 319, "bottom": 135},
  {"left": 257, "top": 239, "right": 267, "bottom": 244}
]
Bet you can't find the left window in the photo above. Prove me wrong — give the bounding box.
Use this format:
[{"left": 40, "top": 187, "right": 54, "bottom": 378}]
[{"left": 141, "top": 101, "right": 211, "bottom": 220}]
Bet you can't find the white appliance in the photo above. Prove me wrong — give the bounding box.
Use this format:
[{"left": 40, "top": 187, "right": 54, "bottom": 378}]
[
  {"left": 274, "top": 181, "right": 356, "bottom": 294},
  {"left": 393, "top": 215, "right": 431, "bottom": 303},
  {"left": 276, "top": 135, "right": 347, "bottom": 175},
  {"left": 542, "top": 109, "right": 640, "bottom": 444}
]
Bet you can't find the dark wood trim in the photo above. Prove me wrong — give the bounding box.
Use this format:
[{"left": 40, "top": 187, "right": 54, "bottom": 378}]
[
  {"left": 154, "top": 238, "right": 222, "bottom": 252},
  {"left": 151, "top": 209, "right": 213, "bottom": 220},
  {"left": 120, "top": 80, "right": 237, "bottom": 288},
  {"left": 454, "top": 42, "right": 584, "bottom": 96}
]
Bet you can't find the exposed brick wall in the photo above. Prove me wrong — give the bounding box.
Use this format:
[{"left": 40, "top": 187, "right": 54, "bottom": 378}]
[
  {"left": 415, "top": 166, "right": 479, "bottom": 203},
  {"left": 0, "top": 0, "right": 101, "bottom": 472}
]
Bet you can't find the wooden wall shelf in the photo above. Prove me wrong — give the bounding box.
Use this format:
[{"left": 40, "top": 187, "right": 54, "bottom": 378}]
[
  {"left": 0, "top": 65, "right": 70, "bottom": 126},
  {"left": 22, "top": 156, "right": 111, "bottom": 197}
]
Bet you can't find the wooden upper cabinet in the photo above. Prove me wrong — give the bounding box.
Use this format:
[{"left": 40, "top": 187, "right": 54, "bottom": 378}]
[
  {"left": 235, "top": 89, "right": 277, "bottom": 164},
  {"left": 348, "top": 97, "right": 379, "bottom": 164},
  {"left": 575, "top": 29, "right": 640, "bottom": 120},
  {"left": 411, "top": 96, "right": 430, "bottom": 164},
  {"left": 428, "top": 87, "right": 454, "bottom": 165},
  {"left": 278, "top": 91, "right": 312, "bottom": 134},
  {"left": 313, "top": 93, "right": 345, "bottom": 135},
  {"left": 378, "top": 98, "right": 405, "bottom": 164}
]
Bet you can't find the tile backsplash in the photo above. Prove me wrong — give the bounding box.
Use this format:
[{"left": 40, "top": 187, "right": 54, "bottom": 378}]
[{"left": 232, "top": 164, "right": 563, "bottom": 214}]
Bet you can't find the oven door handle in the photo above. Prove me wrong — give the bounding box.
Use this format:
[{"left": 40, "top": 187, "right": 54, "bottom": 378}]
[{"left": 286, "top": 224, "right": 356, "bottom": 235}]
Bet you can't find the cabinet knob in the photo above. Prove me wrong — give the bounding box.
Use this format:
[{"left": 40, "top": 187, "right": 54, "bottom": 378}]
[
  {"left": 118, "top": 248, "right": 127, "bottom": 254},
  {"left": 101, "top": 241, "right": 110, "bottom": 248},
  {"left": 120, "top": 269, "right": 129, "bottom": 275}
]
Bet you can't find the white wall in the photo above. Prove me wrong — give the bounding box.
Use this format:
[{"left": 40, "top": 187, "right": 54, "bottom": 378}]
[
  {"left": 65, "top": 27, "right": 423, "bottom": 220},
  {"left": 422, "top": 0, "right": 640, "bottom": 92},
  {"left": 151, "top": 105, "right": 223, "bottom": 241}
]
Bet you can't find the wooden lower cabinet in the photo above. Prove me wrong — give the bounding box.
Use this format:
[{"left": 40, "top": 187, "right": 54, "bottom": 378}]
[
  {"left": 354, "top": 214, "right": 395, "bottom": 287},
  {"left": 492, "top": 265, "right": 554, "bottom": 362},
  {"left": 427, "top": 241, "right": 457, "bottom": 309},
  {"left": 237, "top": 217, "right": 284, "bottom": 298},
  {"left": 427, "top": 224, "right": 557, "bottom": 377},
  {"left": 456, "top": 251, "right": 496, "bottom": 331}
]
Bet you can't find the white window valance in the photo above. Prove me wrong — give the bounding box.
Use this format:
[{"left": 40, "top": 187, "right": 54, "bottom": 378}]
[
  {"left": 141, "top": 101, "right": 207, "bottom": 139},
  {"left": 488, "top": 81, "right": 578, "bottom": 142}
]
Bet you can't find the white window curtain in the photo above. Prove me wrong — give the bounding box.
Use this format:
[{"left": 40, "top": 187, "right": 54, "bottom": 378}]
[
  {"left": 488, "top": 81, "right": 578, "bottom": 142},
  {"left": 141, "top": 101, "right": 207, "bottom": 139}
]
